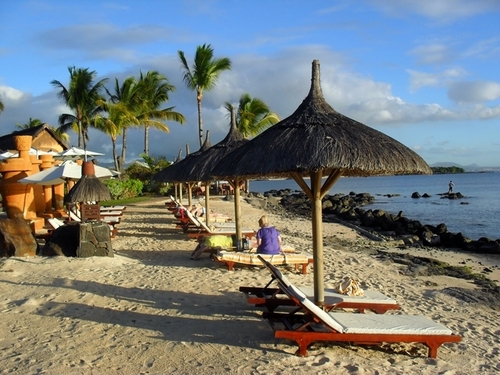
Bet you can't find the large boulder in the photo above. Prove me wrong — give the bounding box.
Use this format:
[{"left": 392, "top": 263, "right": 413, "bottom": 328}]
[
  {"left": 42, "top": 222, "right": 79, "bottom": 256},
  {"left": 0, "top": 218, "right": 38, "bottom": 257},
  {"left": 42, "top": 222, "right": 113, "bottom": 257}
]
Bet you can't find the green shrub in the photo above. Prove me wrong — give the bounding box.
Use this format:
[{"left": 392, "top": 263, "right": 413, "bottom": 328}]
[{"left": 104, "top": 178, "right": 143, "bottom": 200}]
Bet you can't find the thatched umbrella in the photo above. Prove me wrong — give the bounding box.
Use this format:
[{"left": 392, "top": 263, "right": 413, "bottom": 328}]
[
  {"left": 182, "top": 107, "right": 249, "bottom": 232},
  {"left": 65, "top": 161, "right": 112, "bottom": 220},
  {"left": 154, "top": 132, "right": 211, "bottom": 208},
  {"left": 212, "top": 60, "right": 432, "bottom": 306}
]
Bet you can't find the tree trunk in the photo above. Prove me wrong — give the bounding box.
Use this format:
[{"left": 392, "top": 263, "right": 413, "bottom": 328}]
[
  {"left": 82, "top": 127, "right": 88, "bottom": 161},
  {"left": 120, "top": 128, "right": 127, "bottom": 173},
  {"left": 197, "top": 89, "right": 203, "bottom": 147},
  {"left": 144, "top": 126, "right": 149, "bottom": 155},
  {"left": 77, "top": 119, "right": 83, "bottom": 148},
  {"left": 111, "top": 136, "right": 118, "bottom": 171}
]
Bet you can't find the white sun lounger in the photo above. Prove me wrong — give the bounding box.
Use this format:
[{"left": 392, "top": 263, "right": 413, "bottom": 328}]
[{"left": 258, "top": 255, "right": 461, "bottom": 358}]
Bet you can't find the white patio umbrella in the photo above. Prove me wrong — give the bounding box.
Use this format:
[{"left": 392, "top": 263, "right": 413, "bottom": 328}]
[
  {"left": 55, "top": 147, "right": 104, "bottom": 160},
  {"left": 0, "top": 151, "right": 16, "bottom": 160},
  {"left": 1, "top": 148, "right": 58, "bottom": 159},
  {"left": 18, "top": 160, "right": 117, "bottom": 186}
]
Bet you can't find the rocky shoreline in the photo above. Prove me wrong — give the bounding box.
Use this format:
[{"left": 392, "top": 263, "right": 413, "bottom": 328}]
[
  {"left": 242, "top": 189, "right": 500, "bottom": 306},
  {"left": 246, "top": 189, "right": 499, "bottom": 254}
]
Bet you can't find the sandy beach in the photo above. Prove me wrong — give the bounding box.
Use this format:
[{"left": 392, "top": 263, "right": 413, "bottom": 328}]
[{"left": 1, "top": 196, "right": 499, "bottom": 374}]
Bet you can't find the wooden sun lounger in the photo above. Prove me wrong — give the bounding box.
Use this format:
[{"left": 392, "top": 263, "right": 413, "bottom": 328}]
[
  {"left": 183, "top": 212, "right": 256, "bottom": 238},
  {"left": 239, "top": 285, "right": 399, "bottom": 314},
  {"left": 239, "top": 258, "right": 398, "bottom": 313},
  {"left": 215, "top": 251, "right": 313, "bottom": 274},
  {"left": 257, "top": 256, "right": 461, "bottom": 358},
  {"left": 67, "top": 211, "right": 119, "bottom": 238},
  {"left": 173, "top": 205, "right": 231, "bottom": 228}
]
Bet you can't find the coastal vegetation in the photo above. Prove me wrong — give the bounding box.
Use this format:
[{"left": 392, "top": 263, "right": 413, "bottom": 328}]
[{"left": 431, "top": 166, "right": 465, "bottom": 174}]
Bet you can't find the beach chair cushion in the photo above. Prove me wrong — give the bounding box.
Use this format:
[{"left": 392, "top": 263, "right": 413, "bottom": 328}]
[
  {"left": 216, "top": 251, "right": 312, "bottom": 267},
  {"left": 298, "top": 286, "right": 397, "bottom": 305}
]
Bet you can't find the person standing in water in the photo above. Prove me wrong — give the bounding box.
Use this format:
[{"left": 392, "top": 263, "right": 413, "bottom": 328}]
[{"left": 448, "top": 181, "right": 454, "bottom": 194}]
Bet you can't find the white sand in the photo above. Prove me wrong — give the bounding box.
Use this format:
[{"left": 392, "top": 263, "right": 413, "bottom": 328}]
[{"left": 1, "top": 197, "right": 499, "bottom": 374}]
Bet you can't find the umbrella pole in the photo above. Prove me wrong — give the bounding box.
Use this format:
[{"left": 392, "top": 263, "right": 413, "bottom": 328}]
[
  {"left": 204, "top": 181, "right": 210, "bottom": 226},
  {"left": 229, "top": 179, "right": 242, "bottom": 249},
  {"left": 310, "top": 171, "right": 325, "bottom": 306},
  {"left": 187, "top": 182, "right": 193, "bottom": 207}
]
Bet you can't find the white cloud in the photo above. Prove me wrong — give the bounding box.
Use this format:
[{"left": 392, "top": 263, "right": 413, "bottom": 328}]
[
  {"left": 462, "top": 36, "right": 500, "bottom": 60},
  {"left": 0, "top": 85, "right": 28, "bottom": 103},
  {"left": 407, "top": 68, "right": 467, "bottom": 91},
  {"left": 448, "top": 81, "right": 500, "bottom": 103},
  {"left": 37, "top": 24, "right": 173, "bottom": 50},
  {"left": 369, "top": 0, "right": 500, "bottom": 21},
  {"left": 1, "top": 47, "right": 499, "bottom": 164},
  {"left": 409, "top": 43, "right": 456, "bottom": 65}
]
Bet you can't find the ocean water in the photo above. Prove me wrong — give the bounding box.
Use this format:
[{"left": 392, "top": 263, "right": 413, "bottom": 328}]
[{"left": 249, "top": 172, "right": 500, "bottom": 240}]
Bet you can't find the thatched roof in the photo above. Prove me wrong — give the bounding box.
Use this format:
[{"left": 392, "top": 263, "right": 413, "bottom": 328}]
[
  {"left": 153, "top": 131, "right": 211, "bottom": 183},
  {"left": 0, "top": 124, "right": 69, "bottom": 152},
  {"left": 64, "top": 175, "right": 112, "bottom": 203},
  {"left": 183, "top": 107, "right": 249, "bottom": 182},
  {"left": 212, "top": 60, "right": 431, "bottom": 180},
  {"left": 64, "top": 162, "right": 112, "bottom": 203}
]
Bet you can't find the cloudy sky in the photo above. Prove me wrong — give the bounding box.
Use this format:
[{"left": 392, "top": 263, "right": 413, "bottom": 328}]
[{"left": 0, "top": 0, "right": 499, "bottom": 167}]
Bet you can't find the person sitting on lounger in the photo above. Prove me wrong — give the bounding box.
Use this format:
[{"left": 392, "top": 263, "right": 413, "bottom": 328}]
[
  {"left": 256, "top": 215, "right": 281, "bottom": 255},
  {"left": 190, "top": 234, "right": 234, "bottom": 260}
]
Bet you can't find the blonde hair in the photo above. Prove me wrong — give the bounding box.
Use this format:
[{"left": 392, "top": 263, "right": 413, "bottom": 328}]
[{"left": 258, "top": 215, "right": 269, "bottom": 227}]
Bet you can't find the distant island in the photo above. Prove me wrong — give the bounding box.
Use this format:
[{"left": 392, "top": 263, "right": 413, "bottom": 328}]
[{"left": 431, "top": 166, "right": 465, "bottom": 174}]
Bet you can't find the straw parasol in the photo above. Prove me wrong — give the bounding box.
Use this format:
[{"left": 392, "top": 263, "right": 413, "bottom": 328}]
[
  {"left": 154, "top": 132, "right": 211, "bottom": 208},
  {"left": 65, "top": 161, "right": 112, "bottom": 204},
  {"left": 181, "top": 107, "right": 248, "bottom": 229},
  {"left": 212, "top": 60, "right": 432, "bottom": 305}
]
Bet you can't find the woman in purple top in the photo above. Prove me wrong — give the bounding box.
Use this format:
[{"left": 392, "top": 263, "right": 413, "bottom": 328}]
[{"left": 256, "top": 215, "right": 282, "bottom": 255}]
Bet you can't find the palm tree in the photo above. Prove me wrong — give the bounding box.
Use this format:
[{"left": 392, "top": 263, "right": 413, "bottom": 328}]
[
  {"left": 224, "top": 94, "right": 279, "bottom": 193},
  {"left": 106, "top": 76, "right": 141, "bottom": 172},
  {"left": 94, "top": 99, "right": 138, "bottom": 171},
  {"left": 136, "top": 71, "right": 186, "bottom": 155},
  {"left": 51, "top": 66, "right": 108, "bottom": 150},
  {"left": 224, "top": 93, "right": 280, "bottom": 137},
  {"left": 178, "top": 44, "right": 231, "bottom": 146},
  {"left": 15, "top": 117, "right": 44, "bottom": 129},
  {"left": 14, "top": 117, "right": 70, "bottom": 143}
]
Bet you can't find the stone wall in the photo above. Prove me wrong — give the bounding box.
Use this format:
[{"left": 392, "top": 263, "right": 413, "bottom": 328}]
[{"left": 42, "top": 221, "right": 113, "bottom": 257}]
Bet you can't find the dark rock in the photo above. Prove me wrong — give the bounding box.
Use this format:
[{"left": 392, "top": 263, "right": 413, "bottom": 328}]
[
  {"left": 42, "top": 223, "right": 79, "bottom": 256},
  {"left": 477, "top": 241, "right": 500, "bottom": 254},
  {"left": 246, "top": 197, "right": 267, "bottom": 209},
  {"left": 422, "top": 193, "right": 432, "bottom": 198},
  {"left": 42, "top": 222, "right": 113, "bottom": 257},
  {"left": 266, "top": 195, "right": 282, "bottom": 207},
  {"left": 0, "top": 218, "right": 38, "bottom": 257},
  {"left": 322, "top": 199, "right": 333, "bottom": 210},
  {"left": 434, "top": 223, "right": 448, "bottom": 234},
  {"left": 411, "top": 192, "right": 421, "bottom": 198}
]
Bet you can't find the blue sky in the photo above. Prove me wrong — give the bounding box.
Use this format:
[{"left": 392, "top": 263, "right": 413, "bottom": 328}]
[{"left": 0, "top": 0, "right": 499, "bottom": 167}]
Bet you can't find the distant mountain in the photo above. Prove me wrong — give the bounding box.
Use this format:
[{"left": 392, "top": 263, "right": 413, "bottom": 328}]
[{"left": 431, "top": 162, "right": 500, "bottom": 172}]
